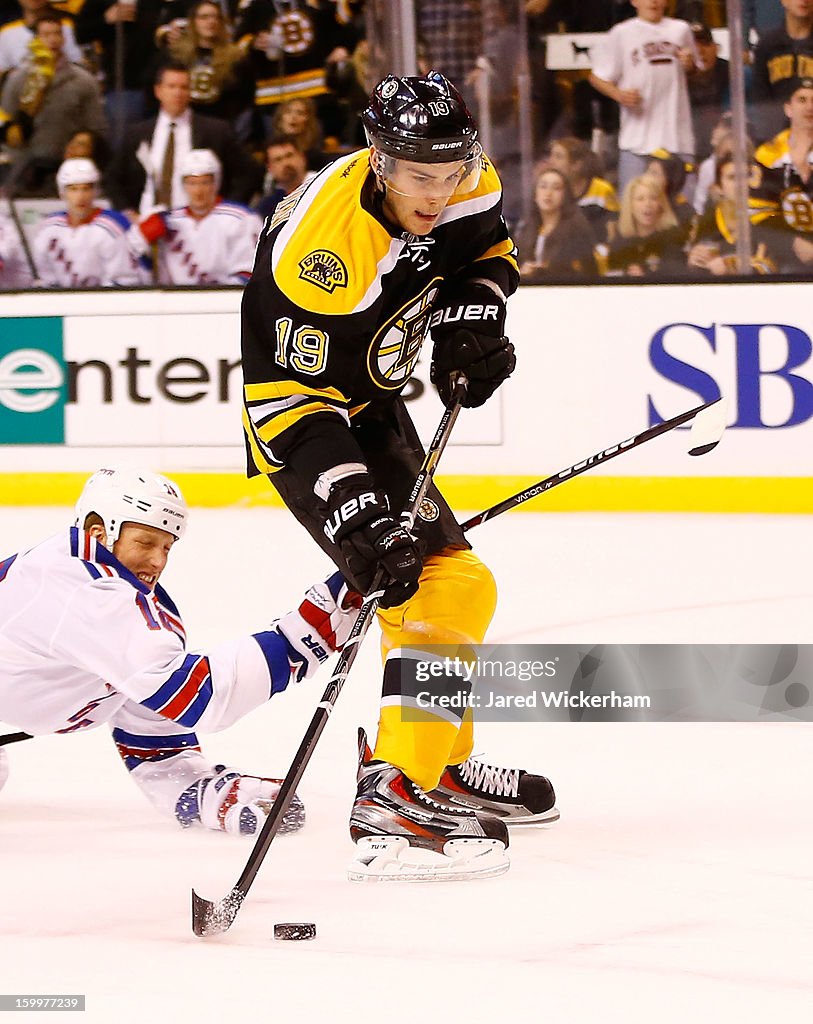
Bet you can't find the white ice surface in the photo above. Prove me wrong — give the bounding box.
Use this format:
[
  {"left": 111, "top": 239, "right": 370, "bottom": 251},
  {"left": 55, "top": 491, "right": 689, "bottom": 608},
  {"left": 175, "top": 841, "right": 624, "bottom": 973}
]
[{"left": 1, "top": 507, "right": 812, "bottom": 1023}]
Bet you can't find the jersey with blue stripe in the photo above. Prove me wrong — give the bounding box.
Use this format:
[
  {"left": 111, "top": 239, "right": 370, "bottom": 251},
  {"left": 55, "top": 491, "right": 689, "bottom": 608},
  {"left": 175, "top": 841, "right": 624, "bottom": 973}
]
[
  {"left": 128, "top": 200, "right": 263, "bottom": 285},
  {"left": 32, "top": 208, "right": 148, "bottom": 288},
  {"left": 0, "top": 529, "right": 309, "bottom": 737}
]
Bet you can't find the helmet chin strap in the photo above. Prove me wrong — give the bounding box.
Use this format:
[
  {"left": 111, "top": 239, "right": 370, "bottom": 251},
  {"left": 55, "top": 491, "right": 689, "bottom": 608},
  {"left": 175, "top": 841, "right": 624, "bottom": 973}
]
[
  {"left": 369, "top": 146, "right": 385, "bottom": 184},
  {"left": 368, "top": 147, "right": 390, "bottom": 204}
]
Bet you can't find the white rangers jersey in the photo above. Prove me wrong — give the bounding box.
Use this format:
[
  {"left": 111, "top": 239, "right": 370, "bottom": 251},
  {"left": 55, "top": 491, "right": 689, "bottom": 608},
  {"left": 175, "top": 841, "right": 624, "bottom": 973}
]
[
  {"left": 591, "top": 16, "right": 697, "bottom": 157},
  {"left": 130, "top": 201, "right": 263, "bottom": 285},
  {"left": 0, "top": 530, "right": 319, "bottom": 824},
  {"left": 0, "top": 18, "right": 83, "bottom": 72},
  {"left": 33, "top": 208, "right": 147, "bottom": 288},
  {"left": 0, "top": 213, "right": 33, "bottom": 289}
]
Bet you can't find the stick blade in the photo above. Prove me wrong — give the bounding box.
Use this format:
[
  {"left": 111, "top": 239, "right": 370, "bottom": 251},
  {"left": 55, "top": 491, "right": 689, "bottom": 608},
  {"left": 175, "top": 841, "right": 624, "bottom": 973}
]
[
  {"left": 688, "top": 397, "right": 729, "bottom": 456},
  {"left": 192, "top": 887, "right": 245, "bottom": 937}
]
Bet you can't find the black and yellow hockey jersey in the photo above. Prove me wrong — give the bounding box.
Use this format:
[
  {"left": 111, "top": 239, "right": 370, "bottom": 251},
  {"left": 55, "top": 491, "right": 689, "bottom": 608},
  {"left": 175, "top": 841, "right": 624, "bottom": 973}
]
[
  {"left": 241, "top": 148, "right": 518, "bottom": 480},
  {"left": 754, "top": 130, "right": 813, "bottom": 230},
  {"left": 235, "top": 0, "right": 360, "bottom": 107}
]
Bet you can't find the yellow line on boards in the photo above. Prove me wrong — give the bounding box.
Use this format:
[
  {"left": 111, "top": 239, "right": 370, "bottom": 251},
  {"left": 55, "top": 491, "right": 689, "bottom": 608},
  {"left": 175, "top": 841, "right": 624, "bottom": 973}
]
[{"left": 0, "top": 474, "right": 811, "bottom": 514}]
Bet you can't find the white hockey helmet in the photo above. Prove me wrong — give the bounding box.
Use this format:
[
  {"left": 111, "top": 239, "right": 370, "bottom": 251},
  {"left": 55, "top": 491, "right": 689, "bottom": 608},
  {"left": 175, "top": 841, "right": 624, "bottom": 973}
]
[
  {"left": 180, "top": 148, "right": 222, "bottom": 189},
  {"left": 74, "top": 467, "right": 187, "bottom": 545},
  {"left": 56, "top": 158, "right": 100, "bottom": 198}
]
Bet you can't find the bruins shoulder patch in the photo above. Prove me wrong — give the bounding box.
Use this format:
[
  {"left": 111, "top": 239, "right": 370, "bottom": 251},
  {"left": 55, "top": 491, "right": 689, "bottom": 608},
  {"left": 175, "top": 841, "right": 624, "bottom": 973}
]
[
  {"left": 417, "top": 498, "right": 440, "bottom": 522},
  {"left": 298, "top": 250, "right": 349, "bottom": 292}
]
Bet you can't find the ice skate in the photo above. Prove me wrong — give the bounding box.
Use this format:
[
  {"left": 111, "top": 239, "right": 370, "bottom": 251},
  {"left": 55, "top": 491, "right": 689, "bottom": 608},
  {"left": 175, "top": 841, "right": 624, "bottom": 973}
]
[
  {"left": 348, "top": 729, "right": 509, "bottom": 882},
  {"left": 427, "top": 756, "right": 559, "bottom": 826}
]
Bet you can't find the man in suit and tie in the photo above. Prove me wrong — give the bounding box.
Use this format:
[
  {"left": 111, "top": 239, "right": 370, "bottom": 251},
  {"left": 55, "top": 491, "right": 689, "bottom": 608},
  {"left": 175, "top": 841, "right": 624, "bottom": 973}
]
[{"left": 105, "top": 61, "right": 262, "bottom": 220}]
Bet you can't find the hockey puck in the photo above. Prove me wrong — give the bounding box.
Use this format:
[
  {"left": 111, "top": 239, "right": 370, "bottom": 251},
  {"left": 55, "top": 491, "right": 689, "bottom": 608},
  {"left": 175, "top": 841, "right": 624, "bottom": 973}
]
[{"left": 273, "top": 922, "right": 316, "bottom": 941}]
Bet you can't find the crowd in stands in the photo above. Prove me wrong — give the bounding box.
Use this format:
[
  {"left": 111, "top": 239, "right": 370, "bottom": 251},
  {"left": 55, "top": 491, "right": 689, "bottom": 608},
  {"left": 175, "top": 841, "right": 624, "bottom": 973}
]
[
  {"left": 0, "top": 0, "right": 811, "bottom": 287},
  {"left": 0, "top": 0, "right": 366, "bottom": 285},
  {"left": 515, "top": 0, "right": 813, "bottom": 281}
]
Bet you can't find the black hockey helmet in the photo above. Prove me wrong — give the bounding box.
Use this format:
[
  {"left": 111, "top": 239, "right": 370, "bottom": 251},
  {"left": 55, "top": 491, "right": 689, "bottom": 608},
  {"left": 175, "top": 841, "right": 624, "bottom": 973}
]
[
  {"left": 362, "top": 71, "right": 479, "bottom": 164},
  {"left": 362, "top": 71, "right": 482, "bottom": 198}
]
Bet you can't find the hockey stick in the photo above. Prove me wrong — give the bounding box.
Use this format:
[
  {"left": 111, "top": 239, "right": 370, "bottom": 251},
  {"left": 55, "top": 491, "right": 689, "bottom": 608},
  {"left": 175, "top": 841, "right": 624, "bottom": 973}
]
[
  {"left": 461, "top": 397, "right": 728, "bottom": 531},
  {"left": 191, "top": 377, "right": 470, "bottom": 937},
  {"left": 0, "top": 731, "right": 32, "bottom": 746},
  {"left": 190, "top": 392, "right": 723, "bottom": 934},
  {"left": 1, "top": 156, "right": 39, "bottom": 283}
]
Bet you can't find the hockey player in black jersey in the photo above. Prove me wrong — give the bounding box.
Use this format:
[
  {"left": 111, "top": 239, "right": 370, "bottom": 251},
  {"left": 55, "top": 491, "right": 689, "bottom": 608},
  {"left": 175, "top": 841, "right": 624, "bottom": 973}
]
[{"left": 241, "top": 72, "right": 557, "bottom": 880}]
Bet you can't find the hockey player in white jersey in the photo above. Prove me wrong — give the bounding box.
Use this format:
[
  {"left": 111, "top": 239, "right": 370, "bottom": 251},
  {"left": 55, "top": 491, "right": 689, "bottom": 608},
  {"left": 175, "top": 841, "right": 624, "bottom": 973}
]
[
  {"left": 129, "top": 149, "right": 262, "bottom": 285},
  {"left": 0, "top": 468, "right": 360, "bottom": 835},
  {"left": 32, "top": 159, "right": 147, "bottom": 288},
  {"left": 0, "top": 210, "right": 34, "bottom": 288}
]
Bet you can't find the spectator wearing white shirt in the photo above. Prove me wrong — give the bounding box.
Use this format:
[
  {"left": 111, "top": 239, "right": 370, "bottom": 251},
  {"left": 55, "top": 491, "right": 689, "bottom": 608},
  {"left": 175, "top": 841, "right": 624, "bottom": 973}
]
[{"left": 589, "top": 0, "right": 699, "bottom": 193}]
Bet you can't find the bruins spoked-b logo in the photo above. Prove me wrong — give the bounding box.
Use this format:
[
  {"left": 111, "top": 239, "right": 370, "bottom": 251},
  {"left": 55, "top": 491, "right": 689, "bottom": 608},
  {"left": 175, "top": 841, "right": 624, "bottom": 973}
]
[
  {"left": 298, "top": 250, "right": 348, "bottom": 293},
  {"left": 368, "top": 280, "right": 441, "bottom": 390},
  {"left": 271, "top": 10, "right": 315, "bottom": 55},
  {"left": 781, "top": 187, "right": 813, "bottom": 233},
  {"left": 417, "top": 498, "right": 440, "bottom": 522}
]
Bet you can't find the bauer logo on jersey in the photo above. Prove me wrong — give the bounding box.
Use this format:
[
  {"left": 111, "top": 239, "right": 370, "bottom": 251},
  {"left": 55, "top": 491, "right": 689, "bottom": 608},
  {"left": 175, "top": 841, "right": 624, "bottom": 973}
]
[
  {"left": 368, "top": 281, "right": 441, "bottom": 390},
  {"left": 417, "top": 498, "right": 440, "bottom": 522},
  {"left": 298, "top": 250, "right": 349, "bottom": 293}
]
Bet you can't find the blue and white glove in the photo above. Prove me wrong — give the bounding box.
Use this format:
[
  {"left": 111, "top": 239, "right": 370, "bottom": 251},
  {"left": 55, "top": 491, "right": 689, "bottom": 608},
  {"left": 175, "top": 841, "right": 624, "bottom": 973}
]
[
  {"left": 175, "top": 765, "right": 305, "bottom": 836},
  {"left": 275, "top": 571, "right": 362, "bottom": 681}
]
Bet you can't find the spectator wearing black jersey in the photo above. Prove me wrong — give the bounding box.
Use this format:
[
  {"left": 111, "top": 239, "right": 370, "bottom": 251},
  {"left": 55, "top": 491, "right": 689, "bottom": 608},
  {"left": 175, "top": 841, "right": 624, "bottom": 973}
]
[
  {"left": 753, "top": 75, "right": 813, "bottom": 269},
  {"left": 75, "top": 0, "right": 162, "bottom": 146},
  {"left": 751, "top": 0, "right": 813, "bottom": 143},
  {"left": 156, "top": 1, "right": 254, "bottom": 139},
  {"left": 688, "top": 22, "right": 729, "bottom": 161},
  {"left": 606, "top": 173, "right": 689, "bottom": 277},
  {"left": 687, "top": 151, "right": 779, "bottom": 275}
]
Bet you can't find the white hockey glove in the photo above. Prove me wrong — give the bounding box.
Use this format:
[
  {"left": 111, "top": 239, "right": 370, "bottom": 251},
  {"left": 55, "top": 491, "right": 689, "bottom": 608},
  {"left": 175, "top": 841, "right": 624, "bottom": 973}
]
[
  {"left": 175, "top": 765, "right": 305, "bottom": 836},
  {"left": 275, "top": 571, "right": 362, "bottom": 682}
]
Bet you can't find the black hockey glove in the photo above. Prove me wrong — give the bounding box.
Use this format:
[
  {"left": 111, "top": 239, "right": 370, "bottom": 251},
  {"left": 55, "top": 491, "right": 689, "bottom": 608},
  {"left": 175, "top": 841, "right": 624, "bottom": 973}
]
[
  {"left": 430, "top": 282, "right": 516, "bottom": 409},
  {"left": 322, "top": 474, "right": 423, "bottom": 608}
]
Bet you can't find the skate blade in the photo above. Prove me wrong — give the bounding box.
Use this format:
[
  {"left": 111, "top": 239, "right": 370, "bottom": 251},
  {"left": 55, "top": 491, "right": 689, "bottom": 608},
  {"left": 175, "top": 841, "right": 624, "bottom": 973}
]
[
  {"left": 505, "top": 805, "right": 561, "bottom": 827},
  {"left": 348, "top": 835, "right": 509, "bottom": 883}
]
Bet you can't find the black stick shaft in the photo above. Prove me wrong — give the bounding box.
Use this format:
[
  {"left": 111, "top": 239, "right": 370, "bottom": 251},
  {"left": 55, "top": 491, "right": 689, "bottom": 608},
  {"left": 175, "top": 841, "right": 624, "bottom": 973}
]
[
  {"left": 6, "top": 197, "right": 38, "bottom": 282},
  {"left": 230, "top": 380, "right": 468, "bottom": 900},
  {"left": 0, "top": 731, "right": 32, "bottom": 746},
  {"left": 461, "top": 398, "right": 717, "bottom": 531},
  {"left": 2, "top": 156, "right": 39, "bottom": 282}
]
